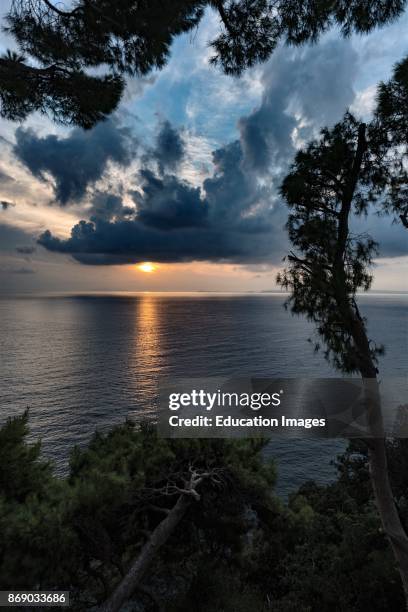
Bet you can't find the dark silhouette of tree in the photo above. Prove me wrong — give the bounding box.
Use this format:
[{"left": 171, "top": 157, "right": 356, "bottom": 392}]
[
  {"left": 0, "top": 51, "right": 123, "bottom": 128},
  {"left": 372, "top": 55, "right": 408, "bottom": 228},
  {"left": 0, "top": 414, "right": 282, "bottom": 609},
  {"left": 1, "top": 0, "right": 406, "bottom": 127},
  {"left": 3, "top": 411, "right": 408, "bottom": 609},
  {"left": 277, "top": 112, "right": 408, "bottom": 604},
  {"left": 376, "top": 55, "right": 408, "bottom": 146},
  {"left": 1, "top": 0, "right": 205, "bottom": 127},
  {"left": 210, "top": 0, "right": 407, "bottom": 74},
  {"left": 6, "top": 1, "right": 205, "bottom": 75}
]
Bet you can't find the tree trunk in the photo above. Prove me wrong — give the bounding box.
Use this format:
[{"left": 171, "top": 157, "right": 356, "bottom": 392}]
[
  {"left": 368, "top": 435, "right": 408, "bottom": 604},
  {"left": 97, "top": 494, "right": 191, "bottom": 612},
  {"left": 351, "top": 315, "right": 408, "bottom": 606},
  {"left": 331, "top": 121, "right": 408, "bottom": 606}
]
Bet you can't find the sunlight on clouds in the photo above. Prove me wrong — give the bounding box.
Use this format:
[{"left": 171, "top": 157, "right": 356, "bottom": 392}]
[
  {"left": 0, "top": 147, "right": 81, "bottom": 237},
  {"left": 179, "top": 132, "right": 216, "bottom": 185},
  {"left": 1, "top": 5, "right": 407, "bottom": 294}
]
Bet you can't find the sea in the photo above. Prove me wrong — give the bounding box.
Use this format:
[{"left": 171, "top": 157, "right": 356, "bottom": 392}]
[{"left": 0, "top": 292, "right": 406, "bottom": 497}]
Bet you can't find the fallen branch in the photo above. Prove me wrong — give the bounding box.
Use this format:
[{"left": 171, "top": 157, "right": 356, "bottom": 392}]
[{"left": 97, "top": 467, "right": 221, "bottom": 612}]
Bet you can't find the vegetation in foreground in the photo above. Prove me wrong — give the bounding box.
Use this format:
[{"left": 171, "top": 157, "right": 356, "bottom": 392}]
[{"left": 0, "top": 412, "right": 406, "bottom": 611}]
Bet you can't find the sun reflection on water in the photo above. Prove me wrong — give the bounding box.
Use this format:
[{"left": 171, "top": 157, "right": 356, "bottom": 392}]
[{"left": 129, "top": 295, "right": 164, "bottom": 416}]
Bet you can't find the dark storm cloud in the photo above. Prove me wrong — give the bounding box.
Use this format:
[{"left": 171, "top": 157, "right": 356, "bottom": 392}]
[
  {"left": 16, "top": 246, "right": 36, "bottom": 255},
  {"left": 239, "top": 39, "right": 358, "bottom": 173},
  {"left": 38, "top": 218, "right": 279, "bottom": 265},
  {"left": 37, "top": 133, "right": 286, "bottom": 265},
  {"left": 37, "top": 143, "right": 287, "bottom": 264},
  {"left": 89, "top": 190, "right": 132, "bottom": 222},
  {"left": 13, "top": 119, "right": 135, "bottom": 204},
  {"left": 1, "top": 200, "right": 14, "bottom": 210},
  {"left": 152, "top": 120, "right": 185, "bottom": 174},
  {"left": 203, "top": 140, "right": 273, "bottom": 233},
  {"left": 132, "top": 169, "right": 208, "bottom": 229},
  {"left": 38, "top": 37, "right": 403, "bottom": 266}
]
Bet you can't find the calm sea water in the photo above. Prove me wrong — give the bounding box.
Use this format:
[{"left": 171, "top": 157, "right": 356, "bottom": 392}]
[{"left": 0, "top": 293, "right": 406, "bottom": 496}]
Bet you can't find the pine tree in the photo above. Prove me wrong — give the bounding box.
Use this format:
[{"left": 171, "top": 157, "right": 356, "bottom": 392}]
[
  {"left": 1, "top": 0, "right": 406, "bottom": 126},
  {"left": 372, "top": 55, "right": 408, "bottom": 228},
  {"left": 277, "top": 112, "right": 408, "bottom": 604}
]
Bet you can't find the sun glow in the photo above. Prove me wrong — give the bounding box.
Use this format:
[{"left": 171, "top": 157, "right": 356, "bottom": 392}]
[{"left": 138, "top": 262, "right": 157, "bottom": 273}]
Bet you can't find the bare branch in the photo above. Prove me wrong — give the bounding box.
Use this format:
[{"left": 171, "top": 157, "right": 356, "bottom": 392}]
[
  {"left": 41, "top": 0, "right": 81, "bottom": 17},
  {"left": 97, "top": 494, "right": 191, "bottom": 612},
  {"left": 98, "top": 466, "right": 225, "bottom": 612},
  {"left": 214, "top": 0, "right": 235, "bottom": 36}
]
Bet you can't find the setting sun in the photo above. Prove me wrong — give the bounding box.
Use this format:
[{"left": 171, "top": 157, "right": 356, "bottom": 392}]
[{"left": 138, "top": 262, "right": 157, "bottom": 273}]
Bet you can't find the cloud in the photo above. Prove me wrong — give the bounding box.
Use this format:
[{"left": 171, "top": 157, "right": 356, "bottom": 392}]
[
  {"left": 16, "top": 246, "right": 36, "bottom": 255},
  {"left": 0, "top": 223, "right": 35, "bottom": 250},
  {"left": 353, "top": 212, "right": 408, "bottom": 258},
  {"left": 8, "top": 266, "right": 36, "bottom": 275},
  {"left": 350, "top": 85, "right": 377, "bottom": 118},
  {"left": 1, "top": 200, "right": 14, "bottom": 210},
  {"left": 132, "top": 169, "right": 208, "bottom": 230},
  {"left": 38, "top": 219, "right": 279, "bottom": 265},
  {"left": 37, "top": 125, "right": 286, "bottom": 264},
  {"left": 37, "top": 139, "right": 287, "bottom": 265},
  {"left": 88, "top": 190, "right": 132, "bottom": 222},
  {"left": 37, "top": 37, "right": 404, "bottom": 267},
  {"left": 0, "top": 169, "right": 14, "bottom": 184},
  {"left": 123, "top": 75, "right": 157, "bottom": 102},
  {"left": 13, "top": 118, "right": 136, "bottom": 205},
  {"left": 239, "top": 38, "right": 358, "bottom": 174},
  {"left": 203, "top": 140, "right": 271, "bottom": 231},
  {"left": 152, "top": 120, "right": 185, "bottom": 174}
]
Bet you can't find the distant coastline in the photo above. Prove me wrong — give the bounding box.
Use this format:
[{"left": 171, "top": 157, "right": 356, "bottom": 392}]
[{"left": 1, "top": 289, "right": 407, "bottom": 299}]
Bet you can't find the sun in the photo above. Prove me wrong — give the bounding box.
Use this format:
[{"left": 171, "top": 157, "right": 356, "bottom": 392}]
[{"left": 138, "top": 262, "right": 157, "bottom": 273}]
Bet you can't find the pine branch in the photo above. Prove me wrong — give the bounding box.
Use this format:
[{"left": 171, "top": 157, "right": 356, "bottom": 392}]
[{"left": 41, "top": 0, "right": 81, "bottom": 17}]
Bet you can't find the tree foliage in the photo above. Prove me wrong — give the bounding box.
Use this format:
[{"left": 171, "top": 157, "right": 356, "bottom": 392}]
[
  {"left": 1, "top": 413, "right": 406, "bottom": 610},
  {"left": 7, "top": 0, "right": 205, "bottom": 75},
  {"left": 276, "top": 63, "right": 408, "bottom": 604},
  {"left": 376, "top": 55, "right": 408, "bottom": 146},
  {"left": 0, "top": 410, "right": 51, "bottom": 501},
  {"left": 277, "top": 113, "right": 386, "bottom": 373},
  {"left": 279, "top": 448, "right": 405, "bottom": 612},
  {"left": 1, "top": 0, "right": 407, "bottom": 126},
  {"left": 372, "top": 55, "right": 408, "bottom": 228},
  {"left": 0, "top": 52, "right": 123, "bottom": 128},
  {"left": 0, "top": 414, "right": 280, "bottom": 608},
  {"left": 1, "top": 0, "right": 205, "bottom": 127}
]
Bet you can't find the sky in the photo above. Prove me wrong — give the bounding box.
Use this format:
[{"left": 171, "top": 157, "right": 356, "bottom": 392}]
[{"left": 0, "top": 4, "right": 407, "bottom": 294}]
